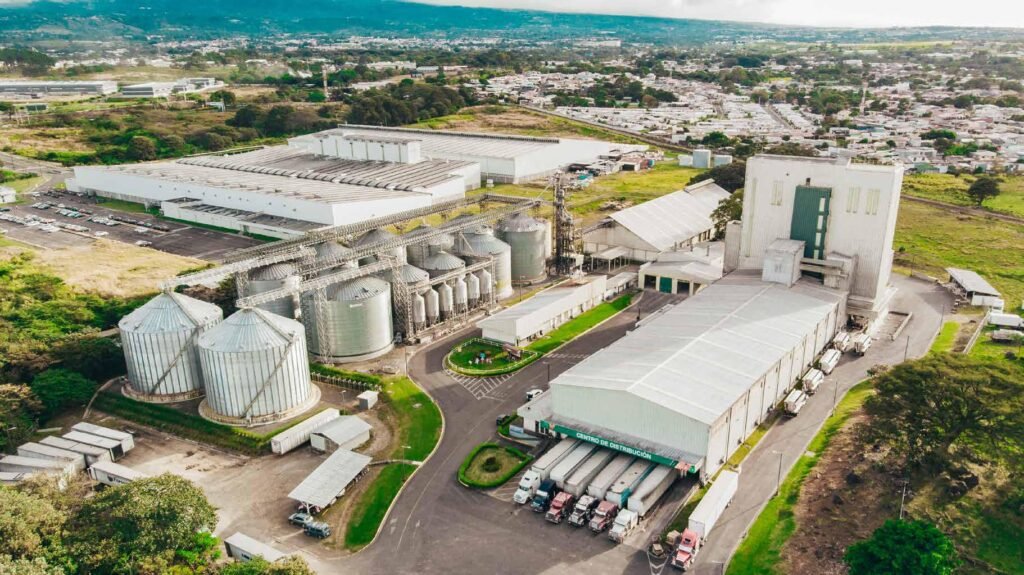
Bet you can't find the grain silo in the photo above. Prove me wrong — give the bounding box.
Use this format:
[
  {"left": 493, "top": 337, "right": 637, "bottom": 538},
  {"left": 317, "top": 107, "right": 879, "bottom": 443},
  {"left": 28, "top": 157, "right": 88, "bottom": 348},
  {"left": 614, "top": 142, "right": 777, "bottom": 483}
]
[
  {"left": 245, "top": 263, "right": 300, "bottom": 318},
  {"left": 438, "top": 282, "right": 454, "bottom": 320},
  {"left": 453, "top": 227, "right": 513, "bottom": 299},
  {"left": 412, "top": 292, "right": 426, "bottom": 330},
  {"left": 424, "top": 288, "right": 440, "bottom": 324},
  {"left": 307, "top": 276, "right": 394, "bottom": 363},
  {"left": 421, "top": 249, "right": 466, "bottom": 278},
  {"left": 453, "top": 276, "right": 468, "bottom": 314},
  {"left": 353, "top": 228, "right": 404, "bottom": 265},
  {"left": 198, "top": 308, "right": 317, "bottom": 425},
  {"left": 477, "top": 269, "right": 493, "bottom": 301},
  {"left": 496, "top": 214, "right": 548, "bottom": 285},
  {"left": 315, "top": 241, "right": 357, "bottom": 271},
  {"left": 466, "top": 273, "right": 481, "bottom": 308},
  {"left": 119, "top": 292, "right": 223, "bottom": 403}
]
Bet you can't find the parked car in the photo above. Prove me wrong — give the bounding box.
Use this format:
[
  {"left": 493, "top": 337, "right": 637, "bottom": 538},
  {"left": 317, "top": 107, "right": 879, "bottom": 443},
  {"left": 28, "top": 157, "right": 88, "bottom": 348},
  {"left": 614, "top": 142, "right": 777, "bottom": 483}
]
[
  {"left": 304, "top": 521, "right": 331, "bottom": 539},
  {"left": 288, "top": 512, "right": 313, "bottom": 527}
]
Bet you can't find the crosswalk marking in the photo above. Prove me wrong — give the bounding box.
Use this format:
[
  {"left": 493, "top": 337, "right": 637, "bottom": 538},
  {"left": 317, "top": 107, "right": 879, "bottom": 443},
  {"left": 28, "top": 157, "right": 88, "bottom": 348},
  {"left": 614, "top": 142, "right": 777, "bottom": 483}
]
[{"left": 444, "top": 367, "right": 514, "bottom": 400}]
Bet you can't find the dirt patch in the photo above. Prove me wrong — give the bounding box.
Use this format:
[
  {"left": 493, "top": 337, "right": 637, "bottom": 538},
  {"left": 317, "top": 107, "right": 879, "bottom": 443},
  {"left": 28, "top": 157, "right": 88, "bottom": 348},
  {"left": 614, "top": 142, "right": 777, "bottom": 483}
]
[
  {"left": 356, "top": 410, "right": 393, "bottom": 459},
  {"left": 30, "top": 238, "right": 204, "bottom": 297},
  {"left": 414, "top": 106, "right": 589, "bottom": 138},
  {"left": 782, "top": 412, "right": 903, "bottom": 575}
]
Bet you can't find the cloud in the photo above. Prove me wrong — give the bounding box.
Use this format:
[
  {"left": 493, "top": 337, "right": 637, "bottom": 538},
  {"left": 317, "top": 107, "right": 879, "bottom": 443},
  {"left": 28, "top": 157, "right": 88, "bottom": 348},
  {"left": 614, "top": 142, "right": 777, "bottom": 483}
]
[{"left": 410, "top": 0, "right": 1024, "bottom": 28}]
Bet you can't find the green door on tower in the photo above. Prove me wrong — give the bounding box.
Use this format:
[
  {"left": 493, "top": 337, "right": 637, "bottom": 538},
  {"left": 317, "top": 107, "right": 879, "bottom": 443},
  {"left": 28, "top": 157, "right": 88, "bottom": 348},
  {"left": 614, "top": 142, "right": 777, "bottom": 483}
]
[
  {"left": 659, "top": 277, "right": 674, "bottom": 293},
  {"left": 790, "top": 185, "right": 832, "bottom": 259}
]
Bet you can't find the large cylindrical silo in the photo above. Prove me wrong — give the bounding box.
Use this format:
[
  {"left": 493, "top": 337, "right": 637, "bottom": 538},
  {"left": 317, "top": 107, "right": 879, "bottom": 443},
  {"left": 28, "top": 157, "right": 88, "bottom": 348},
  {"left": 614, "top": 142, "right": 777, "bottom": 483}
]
[
  {"left": 453, "top": 276, "right": 468, "bottom": 314},
  {"left": 245, "top": 263, "right": 299, "bottom": 318},
  {"left": 198, "top": 308, "right": 317, "bottom": 426},
  {"left": 309, "top": 276, "right": 394, "bottom": 363},
  {"left": 406, "top": 223, "right": 440, "bottom": 267},
  {"left": 315, "top": 241, "right": 357, "bottom": 271},
  {"left": 421, "top": 250, "right": 466, "bottom": 279},
  {"left": 467, "top": 273, "right": 480, "bottom": 308},
  {"left": 438, "top": 283, "right": 454, "bottom": 320},
  {"left": 119, "top": 292, "right": 223, "bottom": 403},
  {"left": 424, "top": 288, "right": 439, "bottom": 324},
  {"left": 412, "top": 292, "right": 426, "bottom": 330},
  {"left": 453, "top": 227, "right": 513, "bottom": 299},
  {"left": 496, "top": 213, "right": 548, "bottom": 285},
  {"left": 353, "top": 228, "right": 404, "bottom": 265}
]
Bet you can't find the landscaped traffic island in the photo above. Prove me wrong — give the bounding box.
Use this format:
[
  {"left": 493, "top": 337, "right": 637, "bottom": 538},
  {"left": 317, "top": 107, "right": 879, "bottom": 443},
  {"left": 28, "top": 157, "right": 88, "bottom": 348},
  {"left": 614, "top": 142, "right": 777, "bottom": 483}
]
[
  {"left": 445, "top": 338, "right": 541, "bottom": 376},
  {"left": 458, "top": 442, "right": 533, "bottom": 489}
]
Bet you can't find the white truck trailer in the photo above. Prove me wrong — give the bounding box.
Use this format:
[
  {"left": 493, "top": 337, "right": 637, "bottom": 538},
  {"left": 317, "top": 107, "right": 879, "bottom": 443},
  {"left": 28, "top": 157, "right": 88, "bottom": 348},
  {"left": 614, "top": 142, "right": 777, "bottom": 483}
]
[
  {"left": 608, "top": 509, "right": 639, "bottom": 543},
  {"left": 587, "top": 453, "right": 634, "bottom": 500},
  {"left": 832, "top": 331, "right": 852, "bottom": 353},
  {"left": 626, "top": 464, "right": 678, "bottom": 517},
  {"left": 688, "top": 470, "right": 739, "bottom": 540},
  {"left": 16, "top": 442, "right": 86, "bottom": 472},
  {"left": 784, "top": 389, "right": 807, "bottom": 417},
  {"left": 801, "top": 368, "right": 824, "bottom": 395},
  {"left": 852, "top": 333, "right": 872, "bottom": 356},
  {"left": 63, "top": 430, "right": 123, "bottom": 460},
  {"left": 606, "top": 459, "right": 655, "bottom": 507},
  {"left": 88, "top": 460, "right": 149, "bottom": 486},
  {"left": 270, "top": 408, "right": 340, "bottom": 455},
  {"left": 563, "top": 448, "right": 615, "bottom": 497},
  {"left": 550, "top": 442, "right": 598, "bottom": 489},
  {"left": 40, "top": 436, "right": 111, "bottom": 465},
  {"left": 72, "top": 422, "right": 134, "bottom": 453},
  {"left": 530, "top": 438, "right": 580, "bottom": 482},
  {"left": 819, "top": 349, "right": 841, "bottom": 375},
  {"left": 0, "top": 455, "right": 76, "bottom": 477}
]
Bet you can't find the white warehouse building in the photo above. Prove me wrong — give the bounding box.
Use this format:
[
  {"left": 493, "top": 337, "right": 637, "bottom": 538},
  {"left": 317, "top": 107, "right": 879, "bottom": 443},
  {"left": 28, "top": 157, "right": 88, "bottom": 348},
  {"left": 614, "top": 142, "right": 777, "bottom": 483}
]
[
  {"left": 522, "top": 154, "right": 903, "bottom": 482},
  {"left": 291, "top": 125, "right": 646, "bottom": 184},
  {"left": 478, "top": 275, "right": 607, "bottom": 346}
]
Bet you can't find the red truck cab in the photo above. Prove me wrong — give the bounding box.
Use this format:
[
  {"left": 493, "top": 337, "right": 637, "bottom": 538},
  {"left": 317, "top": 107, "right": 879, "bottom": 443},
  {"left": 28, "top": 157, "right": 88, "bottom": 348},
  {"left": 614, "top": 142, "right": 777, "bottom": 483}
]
[
  {"left": 588, "top": 500, "right": 619, "bottom": 532},
  {"left": 671, "top": 529, "right": 702, "bottom": 571},
  {"left": 544, "top": 492, "right": 575, "bottom": 524}
]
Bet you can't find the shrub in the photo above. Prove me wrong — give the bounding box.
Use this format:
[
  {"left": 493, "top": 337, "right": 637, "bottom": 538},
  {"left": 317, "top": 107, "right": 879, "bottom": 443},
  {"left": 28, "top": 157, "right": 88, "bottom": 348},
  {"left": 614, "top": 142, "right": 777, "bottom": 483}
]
[{"left": 457, "top": 442, "right": 533, "bottom": 489}]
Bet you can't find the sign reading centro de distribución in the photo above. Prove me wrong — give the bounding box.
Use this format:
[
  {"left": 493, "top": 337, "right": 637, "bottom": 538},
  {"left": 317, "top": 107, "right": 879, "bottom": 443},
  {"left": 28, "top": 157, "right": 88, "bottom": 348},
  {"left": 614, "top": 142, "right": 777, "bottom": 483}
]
[{"left": 552, "top": 424, "right": 678, "bottom": 468}]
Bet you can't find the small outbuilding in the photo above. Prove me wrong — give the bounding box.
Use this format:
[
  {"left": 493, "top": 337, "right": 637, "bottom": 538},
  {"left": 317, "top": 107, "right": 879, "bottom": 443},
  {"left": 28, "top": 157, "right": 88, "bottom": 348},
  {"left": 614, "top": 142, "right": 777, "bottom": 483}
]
[
  {"left": 0, "top": 186, "right": 16, "bottom": 204},
  {"left": 223, "top": 532, "right": 287, "bottom": 564},
  {"left": 288, "top": 449, "right": 372, "bottom": 512},
  {"left": 88, "top": 460, "right": 149, "bottom": 486},
  {"left": 477, "top": 275, "right": 607, "bottom": 346},
  {"left": 946, "top": 268, "right": 1003, "bottom": 309},
  {"left": 357, "top": 390, "right": 379, "bottom": 410},
  {"left": 310, "top": 416, "right": 372, "bottom": 453}
]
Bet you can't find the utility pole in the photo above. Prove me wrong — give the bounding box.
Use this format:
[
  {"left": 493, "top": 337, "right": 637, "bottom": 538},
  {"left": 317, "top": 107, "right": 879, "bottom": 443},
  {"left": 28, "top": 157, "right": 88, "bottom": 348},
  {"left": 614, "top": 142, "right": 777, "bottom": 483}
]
[
  {"left": 899, "top": 480, "right": 908, "bottom": 519},
  {"left": 831, "top": 379, "right": 839, "bottom": 417},
  {"left": 773, "top": 450, "right": 784, "bottom": 496},
  {"left": 903, "top": 334, "right": 911, "bottom": 362}
]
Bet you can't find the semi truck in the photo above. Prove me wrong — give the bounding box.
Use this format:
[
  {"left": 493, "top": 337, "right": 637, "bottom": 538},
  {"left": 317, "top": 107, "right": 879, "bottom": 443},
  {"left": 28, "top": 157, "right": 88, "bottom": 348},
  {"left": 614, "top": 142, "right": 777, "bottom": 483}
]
[
  {"left": 568, "top": 495, "right": 599, "bottom": 527},
  {"left": 606, "top": 459, "right": 655, "bottom": 507},
  {"left": 832, "top": 331, "right": 852, "bottom": 353},
  {"left": 530, "top": 479, "right": 560, "bottom": 513},
  {"left": 819, "top": 348, "right": 841, "bottom": 375},
  {"left": 852, "top": 333, "right": 872, "bottom": 356},
  {"left": 545, "top": 492, "right": 575, "bottom": 524},
  {"left": 801, "top": 368, "right": 824, "bottom": 395},
  {"left": 530, "top": 438, "right": 579, "bottom": 482},
  {"left": 608, "top": 509, "right": 639, "bottom": 543},
  {"left": 550, "top": 442, "right": 598, "bottom": 489},
  {"left": 512, "top": 470, "right": 542, "bottom": 505},
  {"left": 688, "top": 470, "right": 739, "bottom": 540},
  {"left": 72, "top": 422, "right": 134, "bottom": 453},
  {"left": 626, "top": 465, "right": 678, "bottom": 517},
  {"left": 784, "top": 389, "right": 807, "bottom": 417},
  {"left": 671, "top": 529, "right": 702, "bottom": 571},
  {"left": 16, "top": 442, "right": 86, "bottom": 472},
  {"left": 563, "top": 448, "right": 614, "bottom": 497},
  {"left": 589, "top": 500, "right": 620, "bottom": 533},
  {"left": 587, "top": 453, "right": 634, "bottom": 500}
]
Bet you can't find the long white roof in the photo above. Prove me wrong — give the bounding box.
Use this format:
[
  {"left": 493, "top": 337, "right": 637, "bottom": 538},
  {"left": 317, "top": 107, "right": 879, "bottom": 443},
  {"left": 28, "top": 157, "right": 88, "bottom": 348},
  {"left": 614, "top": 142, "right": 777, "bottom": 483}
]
[
  {"left": 946, "top": 267, "right": 1000, "bottom": 297},
  {"left": 307, "top": 125, "right": 567, "bottom": 159},
  {"left": 608, "top": 180, "right": 729, "bottom": 252},
  {"left": 288, "top": 449, "right": 372, "bottom": 509},
  {"left": 552, "top": 272, "right": 843, "bottom": 425}
]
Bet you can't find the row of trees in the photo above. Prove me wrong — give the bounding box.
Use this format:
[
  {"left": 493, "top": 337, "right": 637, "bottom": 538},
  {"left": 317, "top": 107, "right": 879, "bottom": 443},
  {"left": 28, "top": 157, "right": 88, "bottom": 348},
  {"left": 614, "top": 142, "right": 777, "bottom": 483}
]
[
  {"left": 345, "top": 81, "right": 472, "bottom": 126},
  {"left": 0, "top": 474, "right": 314, "bottom": 574}
]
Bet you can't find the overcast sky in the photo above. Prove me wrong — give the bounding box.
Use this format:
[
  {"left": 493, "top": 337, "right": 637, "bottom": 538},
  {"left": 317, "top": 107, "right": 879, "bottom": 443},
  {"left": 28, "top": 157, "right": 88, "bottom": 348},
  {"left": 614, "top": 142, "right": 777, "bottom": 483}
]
[{"left": 411, "top": 0, "right": 1024, "bottom": 28}]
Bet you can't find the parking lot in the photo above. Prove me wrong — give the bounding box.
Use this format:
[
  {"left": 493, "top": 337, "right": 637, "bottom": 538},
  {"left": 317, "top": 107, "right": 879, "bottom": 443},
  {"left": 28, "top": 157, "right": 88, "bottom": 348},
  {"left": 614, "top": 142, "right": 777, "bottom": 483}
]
[{"left": 2, "top": 190, "right": 260, "bottom": 261}]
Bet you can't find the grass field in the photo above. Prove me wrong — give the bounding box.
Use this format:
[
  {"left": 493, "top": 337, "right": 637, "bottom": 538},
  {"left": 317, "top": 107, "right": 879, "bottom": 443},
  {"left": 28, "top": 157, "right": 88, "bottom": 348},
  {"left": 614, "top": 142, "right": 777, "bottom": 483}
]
[
  {"left": 930, "top": 321, "right": 960, "bottom": 354},
  {"left": 893, "top": 201, "right": 1024, "bottom": 310},
  {"left": 382, "top": 376, "right": 442, "bottom": 461},
  {"left": 526, "top": 293, "right": 634, "bottom": 355},
  {"left": 343, "top": 462, "right": 417, "bottom": 549},
  {"left": 902, "top": 173, "right": 1024, "bottom": 218},
  {"left": 727, "top": 380, "right": 875, "bottom": 575},
  {"left": 96, "top": 198, "right": 155, "bottom": 214},
  {"left": 4, "top": 175, "right": 44, "bottom": 196}
]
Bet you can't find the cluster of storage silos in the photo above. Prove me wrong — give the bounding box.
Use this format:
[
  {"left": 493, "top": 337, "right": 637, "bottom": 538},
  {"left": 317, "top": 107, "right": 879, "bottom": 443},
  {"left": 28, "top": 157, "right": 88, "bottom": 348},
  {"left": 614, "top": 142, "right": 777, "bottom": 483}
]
[
  {"left": 119, "top": 292, "right": 318, "bottom": 426},
  {"left": 496, "top": 213, "right": 549, "bottom": 285},
  {"left": 242, "top": 262, "right": 301, "bottom": 319},
  {"left": 453, "top": 225, "right": 514, "bottom": 299}
]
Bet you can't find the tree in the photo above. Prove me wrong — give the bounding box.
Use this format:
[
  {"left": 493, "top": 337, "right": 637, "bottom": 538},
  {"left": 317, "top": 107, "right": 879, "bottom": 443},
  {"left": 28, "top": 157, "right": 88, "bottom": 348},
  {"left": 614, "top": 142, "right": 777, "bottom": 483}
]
[
  {"left": 640, "top": 94, "right": 659, "bottom": 109},
  {"left": 161, "top": 134, "right": 187, "bottom": 155},
  {"left": 228, "top": 105, "right": 265, "bottom": 129},
  {"left": 0, "top": 384, "right": 42, "bottom": 452},
  {"left": 0, "top": 487, "right": 65, "bottom": 560},
  {"left": 218, "top": 555, "right": 316, "bottom": 575},
  {"left": 700, "top": 131, "right": 731, "bottom": 148},
  {"left": 689, "top": 161, "right": 746, "bottom": 193},
  {"left": 710, "top": 190, "right": 743, "bottom": 239},
  {"left": 863, "top": 355, "right": 1023, "bottom": 469},
  {"left": 64, "top": 474, "right": 217, "bottom": 574},
  {"left": 51, "top": 335, "right": 125, "bottom": 381},
  {"left": 29, "top": 369, "right": 96, "bottom": 418},
  {"left": 211, "top": 90, "right": 237, "bottom": 106},
  {"left": 966, "top": 176, "right": 1000, "bottom": 206},
  {"left": 764, "top": 143, "right": 818, "bottom": 157},
  {"left": 844, "top": 519, "right": 959, "bottom": 575},
  {"left": 0, "top": 555, "right": 65, "bottom": 575},
  {"left": 127, "top": 136, "right": 157, "bottom": 161}
]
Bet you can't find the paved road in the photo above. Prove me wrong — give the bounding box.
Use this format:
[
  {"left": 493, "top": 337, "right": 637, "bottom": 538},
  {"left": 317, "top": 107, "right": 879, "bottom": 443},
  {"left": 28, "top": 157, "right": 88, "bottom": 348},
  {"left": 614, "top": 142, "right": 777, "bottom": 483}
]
[
  {"left": 0, "top": 151, "right": 63, "bottom": 174},
  {"left": 337, "top": 291, "right": 686, "bottom": 575},
  {"left": 691, "top": 274, "right": 951, "bottom": 574}
]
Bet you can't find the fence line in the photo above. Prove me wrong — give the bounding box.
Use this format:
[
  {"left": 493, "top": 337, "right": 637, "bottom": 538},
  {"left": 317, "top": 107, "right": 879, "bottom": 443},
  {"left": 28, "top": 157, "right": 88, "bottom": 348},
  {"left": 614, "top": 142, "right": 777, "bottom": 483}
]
[{"left": 311, "top": 372, "right": 382, "bottom": 392}]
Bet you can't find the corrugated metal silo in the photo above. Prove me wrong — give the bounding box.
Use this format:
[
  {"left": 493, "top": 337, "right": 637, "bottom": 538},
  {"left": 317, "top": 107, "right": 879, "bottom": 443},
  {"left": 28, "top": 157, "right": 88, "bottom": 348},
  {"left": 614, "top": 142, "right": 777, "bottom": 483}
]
[
  {"left": 467, "top": 273, "right": 480, "bottom": 307},
  {"left": 477, "top": 269, "right": 493, "bottom": 299},
  {"left": 424, "top": 288, "right": 439, "bottom": 324},
  {"left": 412, "top": 292, "right": 426, "bottom": 330},
  {"left": 198, "top": 308, "right": 315, "bottom": 425},
  {"left": 245, "top": 263, "right": 299, "bottom": 318},
  {"left": 453, "top": 276, "right": 468, "bottom": 313},
  {"left": 421, "top": 250, "right": 466, "bottom": 278},
  {"left": 309, "top": 276, "right": 394, "bottom": 362},
  {"left": 353, "top": 228, "right": 404, "bottom": 265},
  {"left": 315, "top": 241, "right": 357, "bottom": 270},
  {"left": 453, "top": 228, "right": 513, "bottom": 299},
  {"left": 119, "top": 292, "right": 223, "bottom": 403},
  {"left": 496, "top": 214, "right": 548, "bottom": 285},
  {"left": 406, "top": 223, "right": 453, "bottom": 267},
  {"left": 438, "top": 283, "right": 454, "bottom": 320}
]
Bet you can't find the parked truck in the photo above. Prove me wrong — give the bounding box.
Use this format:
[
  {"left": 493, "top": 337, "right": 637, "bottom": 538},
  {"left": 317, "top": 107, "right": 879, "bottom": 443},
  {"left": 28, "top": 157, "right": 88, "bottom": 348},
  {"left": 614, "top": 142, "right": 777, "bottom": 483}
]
[
  {"left": 819, "top": 348, "right": 841, "bottom": 375},
  {"left": 72, "top": 422, "right": 134, "bottom": 453},
  {"left": 589, "top": 500, "right": 620, "bottom": 533},
  {"left": 568, "top": 495, "right": 599, "bottom": 527},
  {"left": 17, "top": 442, "right": 86, "bottom": 472},
  {"left": 801, "top": 368, "right": 824, "bottom": 395},
  {"left": 784, "top": 389, "right": 807, "bottom": 417},
  {"left": 852, "top": 333, "right": 872, "bottom": 356},
  {"left": 688, "top": 470, "right": 739, "bottom": 541},
  {"left": 606, "top": 459, "right": 654, "bottom": 508},
  {"left": 586, "top": 453, "right": 634, "bottom": 500},
  {"left": 512, "top": 470, "right": 542, "bottom": 505},
  {"left": 545, "top": 492, "right": 575, "bottom": 524},
  {"left": 530, "top": 479, "right": 560, "bottom": 513},
  {"left": 832, "top": 331, "right": 852, "bottom": 353},
  {"left": 530, "top": 438, "right": 579, "bottom": 482},
  {"left": 670, "top": 528, "right": 702, "bottom": 571},
  {"left": 563, "top": 448, "right": 614, "bottom": 497},
  {"left": 626, "top": 465, "right": 678, "bottom": 517},
  {"left": 550, "top": 442, "right": 598, "bottom": 489},
  {"left": 88, "top": 460, "right": 148, "bottom": 486},
  {"left": 608, "top": 509, "right": 639, "bottom": 543},
  {"left": 39, "top": 436, "right": 111, "bottom": 465}
]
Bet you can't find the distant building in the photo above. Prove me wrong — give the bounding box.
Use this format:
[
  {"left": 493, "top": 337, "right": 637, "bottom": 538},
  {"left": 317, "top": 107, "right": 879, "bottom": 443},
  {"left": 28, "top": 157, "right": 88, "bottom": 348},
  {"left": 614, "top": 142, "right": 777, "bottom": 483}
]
[
  {"left": 0, "top": 80, "right": 117, "bottom": 96},
  {"left": 0, "top": 187, "right": 16, "bottom": 204}
]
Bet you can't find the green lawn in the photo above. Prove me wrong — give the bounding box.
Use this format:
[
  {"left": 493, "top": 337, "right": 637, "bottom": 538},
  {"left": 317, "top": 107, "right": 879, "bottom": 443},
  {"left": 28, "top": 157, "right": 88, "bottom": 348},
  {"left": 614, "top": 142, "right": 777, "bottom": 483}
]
[
  {"left": 458, "top": 443, "right": 532, "bottom": 488},
  {"left": 969, "top": 326, "right": 1024, "bottom": 366},
  {"left": 4, "top": 175, "right": 44, "bottom": 196},
  {"left": 727, "top": 380, "right": 875, "bottom": 575},
  {"left": 96, "top": 198, "right": 154, "bottom": 214},
  {"left": 382, "top": 376, "right": 442, "bottom": 462},
  {"left": 902, "top": 173, "right": 1024, "bottom": 219},
  {"left": 894, "top": 201, "right": 1024, "bottom": 311},
  {"left": 526, "top": 293, "right": 634, "bottom": 355},
  {"left": 344, "top": 462, "right": 416, "bottom": 550},
  {"left": 930, "top": 321, "right": 959, "bottom": 354},
  {"left": 448, "top": 339, "right": 517, "bottom": 370}
]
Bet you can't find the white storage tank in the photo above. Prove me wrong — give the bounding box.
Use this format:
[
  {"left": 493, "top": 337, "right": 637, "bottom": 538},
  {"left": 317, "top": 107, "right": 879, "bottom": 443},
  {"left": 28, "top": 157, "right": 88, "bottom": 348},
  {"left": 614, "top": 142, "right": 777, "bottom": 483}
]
[
  {"left": 497, "top": 214, "right": 548, "bottom": 285},
  {"left": 424, "top": 288, "right": 440, "bottom": 324},
  {"left": 407, "top": 223, "right": 453, "bottom": 267},
  {"left": 477, "top": 269, "right": 493, "bottom": 300},
  {"left": 466, "top": 273, "right": 480, "bottom": 307},
  {"left": 119, "top": 291, "right": 223, "bottom": 403},
  {"left": 412, "top": 292, "right": 427, "bottom": 329},
  {"left": 314, "top": 241, "right": 357, "bottom": 271},
  {"left": 198, "top": 308, "right": 317, "bottom": 426},
  {"left": 453, "top": 227, "right": 513, "bottom": 299},
  {"left": 438, "top": 282, "right": 454, "bottom": 320},
  {"left": 245, "top": 263, "right": 299, "bottom": 319},
  {"left": 453, "top": 276, "right": 468, "bottom": 313},
  {"left": 309, "top": 276, "right": 394, "bottom": 363}
]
